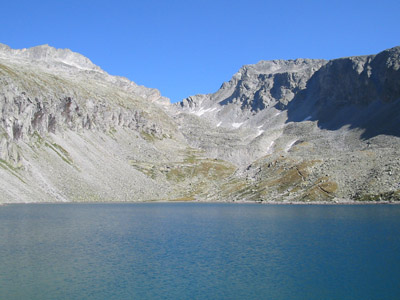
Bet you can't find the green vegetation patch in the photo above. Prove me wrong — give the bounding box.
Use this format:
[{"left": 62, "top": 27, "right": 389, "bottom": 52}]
[
  {"left": 301, "top": 182, "right": 338, "bottom": 202},
  {"left": 0, "top": 63, "right": 19, "bottom": 79},
  {"left": 0, "top": 159, "right": 25, "bottom": 183},
  {"left": 130, "top": 148, "right": 236, "bottom": 201},
  {"left": 129, "top": 161, "right": 158, "bottom": 179},
  {"left": 106, "top": 127, "right": 118, "bottom": 139},
  {"left": 166, "top": 160, "right": 235, "bottom": 183},
  {"left": 169, "top": 196, "right": 196, "bottom": 202},
  {"left": 45, "top": 142, "right": 75, "bottom": 166},
  {"left": 354, "top": 190, "right": 400, "bottom": 202},
  {"left": 224, "top": 158, "right": 333, "bottom": 202},
  {"left": 140, "top": 131, "right": 156, "bottom": 142},
  {"left": 31, "top": 131, "right": 45, "bottom": 148}
]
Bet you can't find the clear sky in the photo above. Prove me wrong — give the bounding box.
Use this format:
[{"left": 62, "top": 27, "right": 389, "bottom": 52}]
[{"left": 1, "top": 0, "right": 399, "bottom": 103}]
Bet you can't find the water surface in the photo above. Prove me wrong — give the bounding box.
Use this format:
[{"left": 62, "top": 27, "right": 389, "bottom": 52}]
[{"left": 0, "top": 203, "right": 399, "bottom": 299}]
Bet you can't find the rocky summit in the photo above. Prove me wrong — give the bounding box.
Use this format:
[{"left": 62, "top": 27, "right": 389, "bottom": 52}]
[{"left": 1, "top": 44, "right": 399, "bottom": 204}]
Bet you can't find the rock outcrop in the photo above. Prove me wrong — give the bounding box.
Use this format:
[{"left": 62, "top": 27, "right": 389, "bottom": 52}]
[{"left": 0, "top": 43, "right": 399, "bottom": 203}]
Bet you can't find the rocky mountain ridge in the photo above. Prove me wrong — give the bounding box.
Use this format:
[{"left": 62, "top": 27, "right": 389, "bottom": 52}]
[
  {"left": 0, "top": 44, "right": 193, "bottom": 203},
  {"left": 1, "top": 44, "right": 399, "bottom": 203}
]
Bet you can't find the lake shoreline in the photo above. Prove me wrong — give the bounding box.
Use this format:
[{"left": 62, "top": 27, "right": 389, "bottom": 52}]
[{"left": 1, "top": 199, "right": 399, "bottom": 206}]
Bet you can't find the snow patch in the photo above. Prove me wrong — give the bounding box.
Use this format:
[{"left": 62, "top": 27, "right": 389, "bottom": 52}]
[
  {"left": 217, "top": 122, "right": 222, "bottom": 127},
  {"left": 192, "top": 107, "right": 217, "bottom": 116},
  {"left": 267, "top": 141, "right": 275, "bottom": 152},
  {"left": 285, "top": 139, "right": 298, "bottom": 152},
  {"left": 60, "top": 60, "right": 93, "bottom": 71},
  {"left": 232, "top": 122, "right": 243, "bottom": 128},
  {"left": 193, "top": 108, "right": 208, "bottom": 116},
  {"left": 256, "top": 129, "right": 264, "bottom": 137}
]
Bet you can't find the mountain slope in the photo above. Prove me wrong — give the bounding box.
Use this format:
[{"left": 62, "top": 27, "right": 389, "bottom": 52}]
[
  {"left": 0, "top": 44, "right": 235, "bottom": 203},
  {"left": 1, "top": 44, "right": 399, "bottom": 203},
  {"left": 176, "top": 46, "right": 400, "bottom": 202}
]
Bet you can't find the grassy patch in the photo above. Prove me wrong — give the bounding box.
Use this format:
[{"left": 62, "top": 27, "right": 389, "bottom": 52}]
[
  {"left": 165, "top": 160, "right": 235, "bottom": 183},
  {"left": 318, "top": 181, "right": 338, "bottom": 194},
  {"left": 140, "top": 131, "right": 156, "bottom": 142},
  {"left": 0, "top": 63, "right": 19, "bottom": 78},
  {"left": 184, "top": 154, "right": 198, "bottom": 164},
  {"left": 301, "top": 185, "right": 334, "bottom": 202},
  {"left": 31, "top": 131, "right": 45, "bottom": 148},
  {"left": 354, "top": 190, "right": 400, "bottom": 202},
  {"left": 131, "top": 148, "right": 236, "bottom": 201},
  {"left": 169, "top": 196, "right": 196, "bottom": 202},
  {"left": 129, "top": 161, "right": 158, "bottom": 179},
  {"left": 45, "top": 142, "right": 75, "bottom": 166},
  {"left": 167, "top": 158, "right": 236, "bottom": 200},
  {"left": 0, "top": 159, "right": 25, "bottom": 183},
  {"left": 0, "top": 159, "right": 19, "bottom": 172},
  {"left": 107, "top": 127, "right": 118, "bottom": 139}
]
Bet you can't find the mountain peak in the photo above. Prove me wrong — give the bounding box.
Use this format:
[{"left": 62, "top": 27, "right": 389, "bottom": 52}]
[
  {"left": 239, "top": 58, "right": 327, "bottom": 76},
  {"left": 0, "top": 43, "right": 102, "bottom": 72}
]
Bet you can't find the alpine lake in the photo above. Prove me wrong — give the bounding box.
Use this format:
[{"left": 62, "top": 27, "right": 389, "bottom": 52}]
[{"left": 0, "top": 203, "right": 399, "bottom": 300}]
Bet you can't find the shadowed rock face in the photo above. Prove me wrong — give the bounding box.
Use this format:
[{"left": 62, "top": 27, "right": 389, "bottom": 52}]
[
  {"left": 285, "top": 46, "right": 400, "bottom": 139},
  {"left": 1, "top": 44, "right": 400, "bottom": 204}
]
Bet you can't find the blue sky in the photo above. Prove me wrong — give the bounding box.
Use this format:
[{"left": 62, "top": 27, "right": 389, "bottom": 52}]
[{"left": 1, "top": 0, "right": 399, "bottom": 103}]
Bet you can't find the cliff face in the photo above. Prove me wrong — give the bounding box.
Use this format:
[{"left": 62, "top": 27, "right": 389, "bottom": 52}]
[
  {"left": 285, "top": 46, "right": 400, "bottom": 138},
  {"left": 0, "top": 44, "right": 173, "bottom": 141},
  {"left": 1, "top": 44, "right": 400, "bottom": 203}
]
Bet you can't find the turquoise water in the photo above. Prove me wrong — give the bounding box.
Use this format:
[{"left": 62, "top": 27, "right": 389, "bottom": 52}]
[{"left": 0, "top": 203, "right": 399, "bottom": 300}]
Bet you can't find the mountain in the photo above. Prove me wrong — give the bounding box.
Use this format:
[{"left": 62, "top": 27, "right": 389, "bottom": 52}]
[
  {"left": 0, "top": 44, "right": 235, "bottom": 203},
  {"left": 1, "top": 44, "right": 399, "bottom": 203},
  {"left": 175, "top": 46, "right": 400, "bottom": 202}
]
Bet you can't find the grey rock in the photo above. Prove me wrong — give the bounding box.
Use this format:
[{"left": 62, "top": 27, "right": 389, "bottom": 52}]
[
  {"left": 174, "top": 46, "right": 400, "bottom": 202},
  {"left": 0, "top": 44, "right": 400, "bottom": 203}
]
